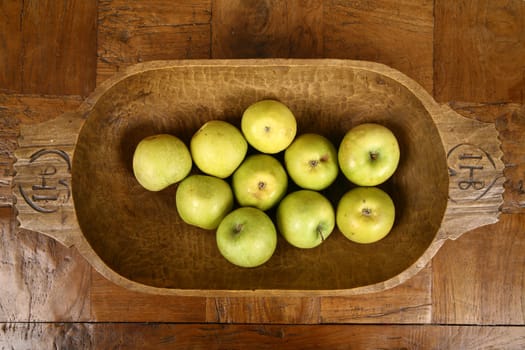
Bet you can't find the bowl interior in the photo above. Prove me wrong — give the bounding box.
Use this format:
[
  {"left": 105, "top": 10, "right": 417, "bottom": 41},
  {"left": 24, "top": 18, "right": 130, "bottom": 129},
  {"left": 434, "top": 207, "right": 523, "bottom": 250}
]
[{"left": 72, "top": 63, "right": 449, "bottom": 291}]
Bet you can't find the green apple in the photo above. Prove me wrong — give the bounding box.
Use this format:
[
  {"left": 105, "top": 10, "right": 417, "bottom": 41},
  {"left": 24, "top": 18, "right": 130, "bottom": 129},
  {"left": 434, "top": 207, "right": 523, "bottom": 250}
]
[
  {"left": 276, "top": 190, "right": 335, "bottom": 249},
  {"left": 190, "top": 120, "right": 248, "bottom": 178},
  {"left": 338, "top": 123, "right": 400, "bottom": 186},
  {"left": 216, "top": 207, "right": 277, "bottom": 268},
  {"left": 241, "top": 99, "right": 297, "bottom": 154},
  {"left": 132, "top": 134, "right": 192, "bottom": 191},
  {"left": 175, "top": 174, "right": 234, "bottom": 230},
  {"left": 232, "top": 154, "right": 288, "bottom": 211},
  {"left": 336, "top": 187, "right": 395, "bottom": 244},
  {"left": 284, "top": 133, "right": 339, "bottom": 191}
]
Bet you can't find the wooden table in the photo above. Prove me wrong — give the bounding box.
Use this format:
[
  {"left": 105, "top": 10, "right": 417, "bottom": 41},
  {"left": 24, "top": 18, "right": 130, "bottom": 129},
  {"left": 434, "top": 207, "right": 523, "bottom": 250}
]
[{"left": 1, "top": 1, "right": 524, "bottom": 348}]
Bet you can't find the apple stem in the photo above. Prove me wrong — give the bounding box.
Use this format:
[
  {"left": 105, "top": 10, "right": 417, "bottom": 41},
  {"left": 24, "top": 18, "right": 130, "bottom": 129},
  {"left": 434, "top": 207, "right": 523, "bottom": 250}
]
[
  {"left": 234, "top": 223, "right": 244, "bottom": 234},
  {"left": 309, "top": 159, "right": 319, "bottom": 168},
  {"left": 369, "top": 151, "right": 379, "bottom": 161},
  {"left": 258, "top": 181, "right": 266, "bottom": 190},
  {"left": 317, "top": 226, "right": 325, "bottom": 241},
  {"left": 362, "top": 208, "right": 372, "bottom": 216}
]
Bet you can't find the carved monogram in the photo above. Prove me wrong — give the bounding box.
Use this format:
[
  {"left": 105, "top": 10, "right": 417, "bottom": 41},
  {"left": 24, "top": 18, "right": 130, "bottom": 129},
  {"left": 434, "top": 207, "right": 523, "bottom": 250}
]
[
  {"left": 18, "top": 149, "right": 71, "bottom": 213},
  {"left": 447, "top": 143, "right": 499, "bottom": 202}
]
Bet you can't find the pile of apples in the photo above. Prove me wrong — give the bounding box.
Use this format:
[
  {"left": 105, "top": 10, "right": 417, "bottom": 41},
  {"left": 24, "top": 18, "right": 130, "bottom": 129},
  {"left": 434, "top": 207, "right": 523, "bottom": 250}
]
[{"left": 132, "top": 100, "right": 400, "bottom": 268}]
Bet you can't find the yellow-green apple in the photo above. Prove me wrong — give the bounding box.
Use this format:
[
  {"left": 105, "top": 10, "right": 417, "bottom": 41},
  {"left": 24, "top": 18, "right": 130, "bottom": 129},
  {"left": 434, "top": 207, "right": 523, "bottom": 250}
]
[
  {"left": 232, "top": 154, "right": 287, "bottom": 211},
  {"left": 216, "top": 207, "right": 277, "bottom": 268},
  {"left": 276, "top": 190, "right": 335, "bottom": 249},
  {"left": 241, "top": 99, "right": 297, "bottom": 154},
  {"left": 190, "top": 120, "right": 248, "bottom": 178},
  {"left": 338, "top": 123, "right": 400, "bottom": 186},
  {"left": 284, "top": 133, "right": 338, "bottom": 190},
  {"left": 336, "top": 186, "right": 395, "bottom": 244},
  {"left": 175, "top": 174, "right": 234, "bottom": 230},
  {"left": 132, "top": 134, "right": 192, "bottom": 191}
]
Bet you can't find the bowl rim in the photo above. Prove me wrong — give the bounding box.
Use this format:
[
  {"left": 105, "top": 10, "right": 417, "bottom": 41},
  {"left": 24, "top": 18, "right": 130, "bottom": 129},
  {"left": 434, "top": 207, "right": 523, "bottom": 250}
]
[{"left": 71, "top": 58, "right": 451, "bottom": 297}]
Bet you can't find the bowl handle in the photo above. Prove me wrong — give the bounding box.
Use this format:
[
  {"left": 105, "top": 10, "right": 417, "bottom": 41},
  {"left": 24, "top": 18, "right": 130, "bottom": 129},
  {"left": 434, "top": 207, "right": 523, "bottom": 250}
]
[
  {"left": 13, "top": 112, "right": 85, "bottom": 248},
  {"left": 436, "top": 104, "right": 505, "bottom": 240}
]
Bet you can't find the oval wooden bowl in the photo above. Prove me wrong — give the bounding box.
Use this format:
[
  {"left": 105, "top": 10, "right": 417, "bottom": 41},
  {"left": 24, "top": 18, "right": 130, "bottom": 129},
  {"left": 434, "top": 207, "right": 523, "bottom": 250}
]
[{"left": 14, "top": 59, "right": 504, "bottom": 296}]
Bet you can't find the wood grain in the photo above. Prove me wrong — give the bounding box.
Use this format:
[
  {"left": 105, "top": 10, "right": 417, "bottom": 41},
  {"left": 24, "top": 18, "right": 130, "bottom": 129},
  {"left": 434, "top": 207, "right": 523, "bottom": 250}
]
[
  {"left": 433, "top": 103, "right": 504, "bottom": 240},
  {"left": 91, "top": 271, "right": 206, "bottom": 322},
  {"left": 433, "top": 1, "right": 525, "bottom": 324},
  {"left": 91, "top": 261, "right": 429, "bottom": 324},
  {"left": 206, "top": 296, "right": 321, "bottom": 324},
  {"left": 323, "top": 0, "right": 434, "bottom": 93},
  {"left": 0, "top": 104, "right": 19, "bottom": 208},
  {"left": 319, "top": 265, "right": 431, "bottom": 324},
  {"left": 97, "top": 0, "right": 211, "bottom": 85},
  {"left": 0, "top": 208, "right": 91, "bottom": 322},
  {"left": 434, "top": 0, "right": 525, "bottom": 104},
  {"left": 211, "top": 0, "right": 323, "bottom": 58},
  {"left": 0, "top": 95, "right": 90, "bottom": 322},
  {"left": 0, "top": 94, "right": 83, "bottom": 207},
  {"left": 2, "top": 322, "right": 524, "bottom": 349},
  {"left": 432, "top": 102, "right": 525, "bottom": 324},
  {"left": 91, "top": 242, "right": 430, "bottom": 324},
  {"left": 0, "top": 323, "right": 93, "bottom": 349},
  {"left": 14, "top": 113, "right": 85, "bottom": 247},
  {"left": 0, "top": 323, "right": 525, "bottom": 350},
  {"left": 1, "top": 1, "right": 525, "bottom": 347},
  {"left": 432, "top": 214, "right": 525, "bottom": 325},
  {"left": 0, "top": 1, "right": 23, "bottom": 93},
  {"left": 0, "top": 0, "right": 97, "bottom": 96},
  {"left": 448, "top": 102, "right": 525, "bottom": 214},
  {"left": 87, "top": 324, "right": 524, "bottom": 349}
]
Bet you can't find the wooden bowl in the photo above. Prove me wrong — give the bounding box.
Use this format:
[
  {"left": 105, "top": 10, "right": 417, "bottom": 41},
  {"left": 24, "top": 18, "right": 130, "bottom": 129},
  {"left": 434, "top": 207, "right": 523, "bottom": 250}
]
[{"left": 14, "top": 59, "right": 504, "bottom": 296}]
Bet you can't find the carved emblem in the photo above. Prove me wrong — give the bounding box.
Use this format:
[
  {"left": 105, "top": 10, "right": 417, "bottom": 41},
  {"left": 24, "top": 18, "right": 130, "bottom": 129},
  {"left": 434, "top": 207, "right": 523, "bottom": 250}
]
[
  {"left": 447, "top": 143, "right": 499, "bottom": 202},
  {"left": 18, "top": 149, "right": 71, "bottom": 213}
]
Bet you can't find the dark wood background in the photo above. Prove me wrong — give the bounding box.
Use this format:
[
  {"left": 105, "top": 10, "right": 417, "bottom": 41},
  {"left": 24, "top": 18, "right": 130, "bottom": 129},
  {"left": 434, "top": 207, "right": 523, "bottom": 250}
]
[{"left": 1, "top": 0, "right": 524, "bottom": 348}]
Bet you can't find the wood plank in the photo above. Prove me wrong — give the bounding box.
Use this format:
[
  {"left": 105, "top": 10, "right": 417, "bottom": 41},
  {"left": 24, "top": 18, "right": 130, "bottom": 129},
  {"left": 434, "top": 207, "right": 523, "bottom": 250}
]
[
  {"left": 206, "top": 296, "right": 320, "bottom": 324},
  {"left": 320, "top": 265, "right": 432, "bottom": 324},
  {"left": 0, "top": 94, "right": 83, "bottom": 124},
  {"left": 432, "top": 214, "right": 525, "bottom": 325},
  {"left": 97, "top": 0, "right": 211, "bottom": 85},
  {"left": 0, "top": 1, "right": 23, "bottom": 93},
  {"left": 0, "top": 0, "right": 97, "bottom": 96},
  {"left": 90, "top": 272, "right": 207, "bottom": 322},
  {"left": 98, "top": 0, "right": 211, "bottom": 27},
  {"left": 2, "top": 323, "right": 524, "bottom": 349},
  {"left": 0, "top": 323, "right": 93, "bottom": 349},
  {"left": 211, "top": 0, "right": 323, "bottom": 58},
  {"left": 323, "top": 0, "right": 434, "bottom": 93},
  {"left": 434, "top": 0, "right": 525, "bottom": 104},
  {"left": 0, "top": 208, "right": 91, "bottom": 322},
  {"left": 88, "top": 324, "right": 525, "bottom": 349}
]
